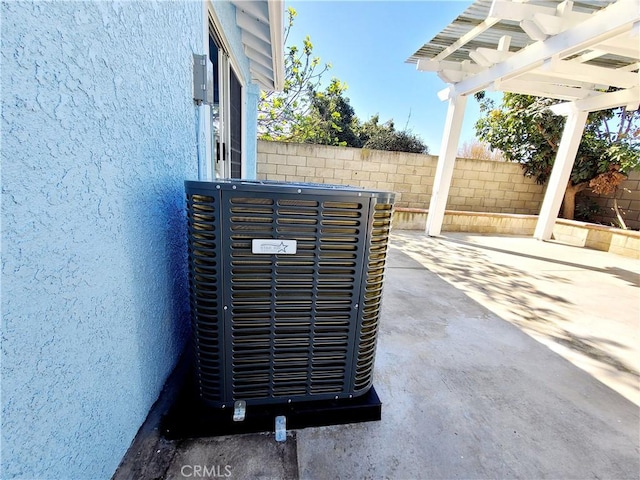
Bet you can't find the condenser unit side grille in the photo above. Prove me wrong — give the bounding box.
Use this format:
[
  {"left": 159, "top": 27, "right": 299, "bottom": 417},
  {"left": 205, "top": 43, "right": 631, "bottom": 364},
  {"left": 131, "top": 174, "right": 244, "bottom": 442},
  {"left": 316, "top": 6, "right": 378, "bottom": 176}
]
[
  {"left": 187, "top": 193, "right": 224, "bottom": 401},
  {"left": 353, "top": 201, "right": 393, "bottom": 393}
]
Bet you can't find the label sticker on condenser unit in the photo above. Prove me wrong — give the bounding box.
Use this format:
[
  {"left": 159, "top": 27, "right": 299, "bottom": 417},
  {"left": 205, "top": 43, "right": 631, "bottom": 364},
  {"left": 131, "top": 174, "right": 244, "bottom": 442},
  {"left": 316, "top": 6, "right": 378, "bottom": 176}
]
[{"left": 252, "top": 239, "right": 297, "bottom": 255}]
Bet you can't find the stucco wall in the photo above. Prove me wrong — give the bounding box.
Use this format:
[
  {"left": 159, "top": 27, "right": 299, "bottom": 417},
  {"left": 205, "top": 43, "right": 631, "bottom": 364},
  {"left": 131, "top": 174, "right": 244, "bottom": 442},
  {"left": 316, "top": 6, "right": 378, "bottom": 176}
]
[
  {"left": 1, "top": 2, "right": 204, "bottom": 478},
  {"left": 257, "top": 140, "right": 546, "bottom": 214}
]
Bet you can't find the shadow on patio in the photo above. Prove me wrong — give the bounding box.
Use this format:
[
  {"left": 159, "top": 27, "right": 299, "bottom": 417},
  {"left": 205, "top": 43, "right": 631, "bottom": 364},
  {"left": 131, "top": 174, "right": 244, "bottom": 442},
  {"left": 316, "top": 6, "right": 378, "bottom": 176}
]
[{"left": 390, "top": 230, "right": 640, "bottom": 405}]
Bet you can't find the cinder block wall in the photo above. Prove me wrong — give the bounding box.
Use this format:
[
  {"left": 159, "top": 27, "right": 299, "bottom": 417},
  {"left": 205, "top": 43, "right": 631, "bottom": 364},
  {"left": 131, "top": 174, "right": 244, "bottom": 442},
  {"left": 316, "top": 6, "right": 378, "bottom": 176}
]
[
  {"left": 257, "top": 140, "right": 546, "bottom": 214},
  {"left": 579, "top": 171, "right": 640, "bottom": 230}
]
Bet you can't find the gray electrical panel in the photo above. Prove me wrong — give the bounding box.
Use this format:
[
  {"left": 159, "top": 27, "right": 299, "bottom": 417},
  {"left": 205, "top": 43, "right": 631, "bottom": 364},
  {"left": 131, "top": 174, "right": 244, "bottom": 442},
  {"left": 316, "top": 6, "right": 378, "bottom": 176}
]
[{"left": 192, "top": 54, "right": 213, "bottom": 104}]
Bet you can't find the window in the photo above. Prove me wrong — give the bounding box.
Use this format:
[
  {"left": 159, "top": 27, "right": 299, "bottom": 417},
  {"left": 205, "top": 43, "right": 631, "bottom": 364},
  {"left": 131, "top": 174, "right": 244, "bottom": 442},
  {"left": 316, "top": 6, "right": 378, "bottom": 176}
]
[{"left": 208, "top": 18, "right": 243, "bottom": 179}]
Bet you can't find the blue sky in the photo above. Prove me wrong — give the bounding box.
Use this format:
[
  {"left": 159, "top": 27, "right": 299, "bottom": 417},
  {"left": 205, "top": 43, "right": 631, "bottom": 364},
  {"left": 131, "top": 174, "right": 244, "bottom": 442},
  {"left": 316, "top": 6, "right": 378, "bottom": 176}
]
[{"left": 287, "top": 0, "right": 485, "bottom": 154}]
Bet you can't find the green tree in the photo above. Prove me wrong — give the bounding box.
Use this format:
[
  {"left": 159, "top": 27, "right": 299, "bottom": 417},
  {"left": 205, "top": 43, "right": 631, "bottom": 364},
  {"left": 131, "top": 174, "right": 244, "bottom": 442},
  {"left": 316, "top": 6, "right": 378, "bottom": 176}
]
[
  {"left": 358, "top": 115, "right": 429, "bottom": 154},
  {"left": 258, "top": 7, "right": 430, "bottom": 154},
  {"left": 475, "top": 92, "right": 639, "bottom": 221},
  {"left": 257, "top": 7, "right": 332, "bottom": 142},
  {"left": 298, "top": 78, "right": 360, "bottom": 147}
]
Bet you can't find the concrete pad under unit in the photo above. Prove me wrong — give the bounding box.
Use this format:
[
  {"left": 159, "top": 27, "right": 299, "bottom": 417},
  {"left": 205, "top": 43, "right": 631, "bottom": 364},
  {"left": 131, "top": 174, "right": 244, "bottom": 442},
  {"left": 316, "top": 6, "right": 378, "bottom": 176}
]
[{"left": 115, "top": 233, "right": 639, "bottom": 480}]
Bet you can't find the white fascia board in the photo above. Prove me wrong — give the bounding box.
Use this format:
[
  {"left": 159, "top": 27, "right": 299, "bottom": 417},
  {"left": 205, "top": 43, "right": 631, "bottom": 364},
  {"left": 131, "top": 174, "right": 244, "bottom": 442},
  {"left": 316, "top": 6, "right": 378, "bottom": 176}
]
[
  {"left": 450, "top": 0, "right": 640, "bottom": 97},
  {"left": 267, "top": 0, "right": 285, "bottom": 91},
  {"left": 416, "top": 58, "right": 440, "bottom": 72}
]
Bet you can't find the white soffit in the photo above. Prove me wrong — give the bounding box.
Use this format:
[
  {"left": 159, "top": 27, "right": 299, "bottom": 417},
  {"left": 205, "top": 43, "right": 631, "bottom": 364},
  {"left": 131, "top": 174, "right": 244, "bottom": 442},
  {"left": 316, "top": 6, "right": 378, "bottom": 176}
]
[
  {"left": 407, "top": 0, "right": 640, "bottom": 110},
  {"left": 231, "top": 0, "right": 285, "bottom": 91}
]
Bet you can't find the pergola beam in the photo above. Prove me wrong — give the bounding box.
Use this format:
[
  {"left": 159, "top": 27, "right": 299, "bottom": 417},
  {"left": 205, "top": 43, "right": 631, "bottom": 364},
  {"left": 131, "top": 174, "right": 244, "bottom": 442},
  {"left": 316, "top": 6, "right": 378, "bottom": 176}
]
[
  {"left": 539, "top": 60, "right": 639, "bottom": 89},
  {"left": 413, "top": 0, "right": 639, "bottom": 242},
  {"left": 450, "top": 0, "right": 639, "bottom": 97},
  {"left": 551, "top": 85, "right": 640, "bottom": 114},
  {"left": 495, "top": 79, "right": 594, "bottom": 100}
]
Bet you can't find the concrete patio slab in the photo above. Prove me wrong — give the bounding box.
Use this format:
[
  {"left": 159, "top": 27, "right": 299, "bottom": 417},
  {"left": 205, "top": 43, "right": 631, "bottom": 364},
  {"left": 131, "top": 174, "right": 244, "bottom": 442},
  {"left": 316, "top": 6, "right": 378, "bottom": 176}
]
[
  {"left": 114, "top": 233, "right": 640, "bottom": 480},
  {"left": 390, "top": 231, "right": 639, "bottom": 406}
]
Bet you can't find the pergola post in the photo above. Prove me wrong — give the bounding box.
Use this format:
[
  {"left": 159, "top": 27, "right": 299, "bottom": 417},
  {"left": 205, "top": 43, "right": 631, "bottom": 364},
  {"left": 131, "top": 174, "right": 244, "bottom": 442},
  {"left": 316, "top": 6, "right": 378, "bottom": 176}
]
[
  {"left": 534, "top": 109, "right": 589, "bottom": 240},
  {"left": 426, "top": 94, "right": 467, "bottom": 236}
]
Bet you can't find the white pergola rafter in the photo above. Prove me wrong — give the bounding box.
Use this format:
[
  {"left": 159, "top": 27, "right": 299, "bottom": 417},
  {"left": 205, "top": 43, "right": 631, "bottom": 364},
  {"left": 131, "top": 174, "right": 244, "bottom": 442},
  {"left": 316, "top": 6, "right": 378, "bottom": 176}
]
[{"left": 407, "top": 0, "right": 640, "bottom": 239}]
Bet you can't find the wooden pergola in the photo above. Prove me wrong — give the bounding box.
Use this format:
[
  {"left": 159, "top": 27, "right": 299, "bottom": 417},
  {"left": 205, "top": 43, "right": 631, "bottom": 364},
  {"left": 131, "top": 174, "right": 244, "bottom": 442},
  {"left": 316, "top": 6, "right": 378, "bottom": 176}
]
[{"left": 407, "top": 0, "right": 640, "bottom": 239}]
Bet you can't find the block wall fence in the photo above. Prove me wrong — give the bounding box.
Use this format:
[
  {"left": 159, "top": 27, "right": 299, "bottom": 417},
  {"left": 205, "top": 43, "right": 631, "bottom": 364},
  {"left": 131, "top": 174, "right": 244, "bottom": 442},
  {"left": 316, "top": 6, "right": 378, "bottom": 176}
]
[
  {"left": 257, "top": 140, "right": 545, "bottom": 214},
  {"left": 256, "top": 140, "right": 640, "bottom": 229}
]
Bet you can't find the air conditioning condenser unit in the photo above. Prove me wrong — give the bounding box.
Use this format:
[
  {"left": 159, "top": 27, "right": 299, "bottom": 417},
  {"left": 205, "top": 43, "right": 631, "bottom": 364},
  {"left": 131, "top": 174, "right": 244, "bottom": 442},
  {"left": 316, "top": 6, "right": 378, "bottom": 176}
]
[{"left": 185, "top": 180, "right": 395, "bottom": 409}]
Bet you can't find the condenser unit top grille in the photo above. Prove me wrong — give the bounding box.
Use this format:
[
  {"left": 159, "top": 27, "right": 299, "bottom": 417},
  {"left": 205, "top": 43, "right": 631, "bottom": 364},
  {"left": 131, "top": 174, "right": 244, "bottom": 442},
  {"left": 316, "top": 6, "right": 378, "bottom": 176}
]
[{"left": 186, "top": 180, "right": 395, "bottom": 407}]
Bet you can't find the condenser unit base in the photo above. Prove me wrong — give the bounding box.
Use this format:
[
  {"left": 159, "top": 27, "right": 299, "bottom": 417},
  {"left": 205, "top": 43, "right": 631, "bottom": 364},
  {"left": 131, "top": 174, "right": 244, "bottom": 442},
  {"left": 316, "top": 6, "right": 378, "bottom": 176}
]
[{"left": 160, "top": 369, "right": 381, "bottom": 440}]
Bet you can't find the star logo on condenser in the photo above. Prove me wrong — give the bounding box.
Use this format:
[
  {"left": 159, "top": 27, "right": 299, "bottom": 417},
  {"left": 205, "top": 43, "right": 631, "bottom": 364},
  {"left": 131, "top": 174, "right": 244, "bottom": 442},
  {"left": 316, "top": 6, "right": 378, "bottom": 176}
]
[{"left": 277, "top": 242, "right": 288, "bottom": 253}]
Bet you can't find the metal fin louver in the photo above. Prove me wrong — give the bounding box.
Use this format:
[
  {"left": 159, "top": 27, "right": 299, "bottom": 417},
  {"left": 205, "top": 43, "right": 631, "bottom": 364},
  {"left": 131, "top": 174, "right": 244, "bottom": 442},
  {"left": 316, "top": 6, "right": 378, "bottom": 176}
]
[{"left": 186, "top": 180, "right": 395, "bottom": 407}]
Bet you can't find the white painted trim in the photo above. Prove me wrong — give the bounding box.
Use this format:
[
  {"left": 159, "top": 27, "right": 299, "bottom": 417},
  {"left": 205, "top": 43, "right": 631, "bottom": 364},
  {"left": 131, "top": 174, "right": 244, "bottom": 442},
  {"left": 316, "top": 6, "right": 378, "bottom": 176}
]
[
  {"left": 534, "top": 110, "right": 589, "bottom": 241},
  {"left": 238, "top": 66, "right": 247, "bottom": 180},
  {"left": 206, "top": 1, "right": 246, "bottom": 86},
  {"left": 198, "top": 1, "right": 213, "bottom": 179},
  {"left": 267, "top": 0, "right": 285, "bottom": 90},
  {"left": 220, "top": 52, "right": 231, "bottom": 178},
  {"left": 205, "top": 2, "right": 248, "bottom": 179}
]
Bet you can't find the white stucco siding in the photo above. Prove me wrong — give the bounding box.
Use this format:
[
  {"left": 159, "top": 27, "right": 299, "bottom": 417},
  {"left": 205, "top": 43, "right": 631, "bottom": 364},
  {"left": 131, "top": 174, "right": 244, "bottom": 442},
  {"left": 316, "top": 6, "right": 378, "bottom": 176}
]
[{"left": 1, "top": 1, "right": 202, "bottom": 478}]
